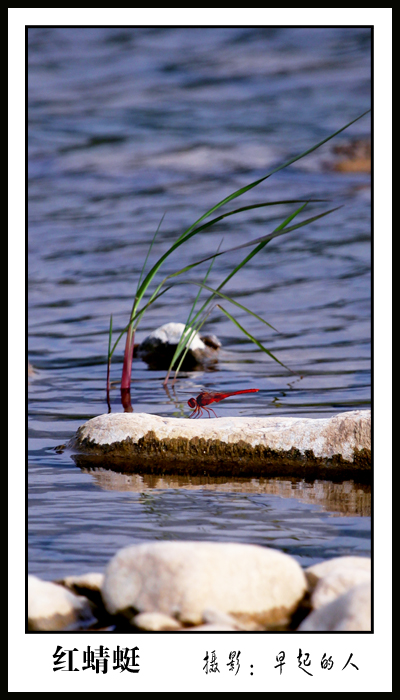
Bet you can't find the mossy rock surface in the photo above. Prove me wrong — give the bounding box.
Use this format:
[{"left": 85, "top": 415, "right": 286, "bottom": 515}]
[{"left": 70, "top": 410, "right": 371, "bottom": 479}]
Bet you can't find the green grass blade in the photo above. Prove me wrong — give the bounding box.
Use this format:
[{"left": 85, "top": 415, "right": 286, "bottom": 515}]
[
  {"left": 180, "top": 205, "right": 343, "bottom": 272},
  {"left": 174, "top": 198, "right": 327, "bottom": 246},
  {"left": 184, "top": 238, "right": 221, "bottom": 331},
  {"left": 109, "top": 286, "right": 172, "bottom": 359},
  {"left": 156, "top": 202, "right": 310, "bottom": 364},
  {"left": 172, "top": 109, "right": 369, "bottom": 243},
  {"left": 218, "top": 206, "right": 344, "bottom": 257},
  {"left": 134, "top": 200, "right": 308, "bottom": 306},
  {"left": 166, "top": 324, "right": 199, "bottom": 376},
  {"left": 136, "top": 213, "right": 165, "bottom": 298},
  {"left": 214, "top": 202, "right": 309, "bottom": 289},
  {"left": 112, "top": 109, "right": 369, "bottom": 389},
  {"left": 160, "top": 202, "right": 309, "bottom": 294},
  {"left": 217, "top": 304, "right": 295, "bottom": 374},
  {"left": 107, "top": 314, "right": 113, "bottom": 361},
  {"left": 144, "top": 201, "right": 309, "bottom": 312},
  {"left": 166, "top": 241, "right": 222, "bottom": 374},
  {"left": 133, "top": 110, "right": 370, "bottom": 307},
  {"left": 138, "top": 202, "right": 335, "bottom": 377},
  {"left": 174, "top": 280, "right": 279, "bottom": 332},
  {"left": 172, "top": 309, "right": 214, "bottom": 382}
]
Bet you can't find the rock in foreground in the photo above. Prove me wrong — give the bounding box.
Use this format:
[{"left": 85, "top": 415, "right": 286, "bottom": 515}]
[
  {"left": 101, "top": 541, "right": 307, "bottom": 627},
  {"left": 28, "top": 575, "right": 95, "bottom": 631},
  {"left": 298, "top": 582, "right": 371, "bottom": 631},
  {"left": 28, "top": 548, "right": 371, "bottom": 632},
  {"left": 305, "top": 556, "right": 371, "bottom": 610}
]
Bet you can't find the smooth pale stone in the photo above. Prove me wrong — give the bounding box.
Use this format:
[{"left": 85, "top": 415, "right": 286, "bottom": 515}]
[
  {"left": 72, "top": 410, "right": 371, "bottom": 468},
  {"left": 139, "top": 323, "right": 207, "bottom": 352},
  {"left": 101, "top": 541, "right": 307, "bottom": 626},
  {"left": 201, "top": 608, "right": 263, "bottom": 631},
  {"left": 131, "top": 611, "right": 182, "bottom": 631},
  {"left": 201, "top": 608, "right": 245, "bottom": 630},
  {"left": 135, "top": 323, "right": 221, "bottom": 370},
  {"left": 58, "top": 572, "right": 104, "bottom": 593},
  {"left": 28, "top": 575, "right": 94, "bottom": 631},
  {"left": 311, "top": 568, "right": 371, "bottom": 610},
  {"left": 181, "top": 624, "right": 238, "bottom": 632},
  {"left": 305, "top": 556, "right": 371, "bottom": 591},
  {"left": 57, "top": 572, "right": 106, "bottom": 613},
  {"left": 298, "top": 582, "right": 371, "bottom": 631}
]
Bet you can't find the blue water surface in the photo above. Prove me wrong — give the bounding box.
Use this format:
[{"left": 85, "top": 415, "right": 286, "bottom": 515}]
[{"left": 28, "top": 27, "right": 371, "bottom": 580}]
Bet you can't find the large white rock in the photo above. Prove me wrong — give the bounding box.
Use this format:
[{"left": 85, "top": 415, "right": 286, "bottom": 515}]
[
  {"left": 181, "top": 623, "right": 238, "bottom": 632},
  {"left": 131, "top": 611, "right": 182, "bottom": 631},
  {"left": 101, "top": 541, "right": 307, "bottom": 626},
  {"left": 57, "top": 572, "right": 104, "bottom": 595},
  {"left": 305, "top": 556, "right": 371, "bottom": 610},
  {"left": 28, "top": 575, "right": 94, "bottom": 631},
  {"left": 298, "top": 582, "right": 371, "bottom": 631},
  {"left": 56, "top": 572, "right": 106, "bottom": 619},
  {"left": 72, "top": 410, "right": 370, "bottom": 473},
  {"left": 310, "top": 568, "right": 371, "bottom": 610},
  {"left": 305, "top": 556, "right": 371, "bottom": 591},
  {"left": 201, "top": 608, "right": 248, "bottom": 630}
]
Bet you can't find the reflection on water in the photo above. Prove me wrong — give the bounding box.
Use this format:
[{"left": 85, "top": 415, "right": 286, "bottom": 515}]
[
  {"left": 28, "top": 450, "right": 371, "bottom": 580},
  {"left": 28, "top": 27, "right": 371, "bottom": 580},
  {"left": 81, "top": 470, "right": 371, "bottom": 517}
]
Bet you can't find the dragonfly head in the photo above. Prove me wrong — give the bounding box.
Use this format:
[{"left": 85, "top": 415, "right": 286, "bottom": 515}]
[{"left": 187, "top": 398, "right": 197, "bottom": 408}]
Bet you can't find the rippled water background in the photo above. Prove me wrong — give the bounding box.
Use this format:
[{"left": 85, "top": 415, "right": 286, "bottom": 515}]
[{"left": 28, "top": 27, "right": 371, "bottom": 580}]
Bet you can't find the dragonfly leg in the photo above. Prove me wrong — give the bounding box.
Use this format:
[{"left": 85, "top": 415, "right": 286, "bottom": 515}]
[
  {"left": 202, "top": 406, "right": 217, "bottom": 418},
  {"left": 190, "top": 405, "right": 204, "bottom": 419}
]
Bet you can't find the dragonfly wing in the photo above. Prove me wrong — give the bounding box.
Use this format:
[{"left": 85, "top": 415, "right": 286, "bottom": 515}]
[{"left": 197, "top": 391, "right": 226, "bottom": 406}]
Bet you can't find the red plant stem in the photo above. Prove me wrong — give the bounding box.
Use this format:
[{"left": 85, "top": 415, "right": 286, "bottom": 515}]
[
  {"left": 163, "top": 369, "right": 171, "bottom": 387},
  {"left": 121, "top": 325, "right": 135, "bottom": 391},
  {"left": 106, "top": 356, "right": 111, "bottom": 408},
  {"left": 121, "top": 388, "right": 133, "bottom": 412}
]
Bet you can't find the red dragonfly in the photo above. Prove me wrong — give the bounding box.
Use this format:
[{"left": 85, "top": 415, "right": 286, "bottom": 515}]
[{"left": 187, "top": 389, "right": 259, "bottom": 418}]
